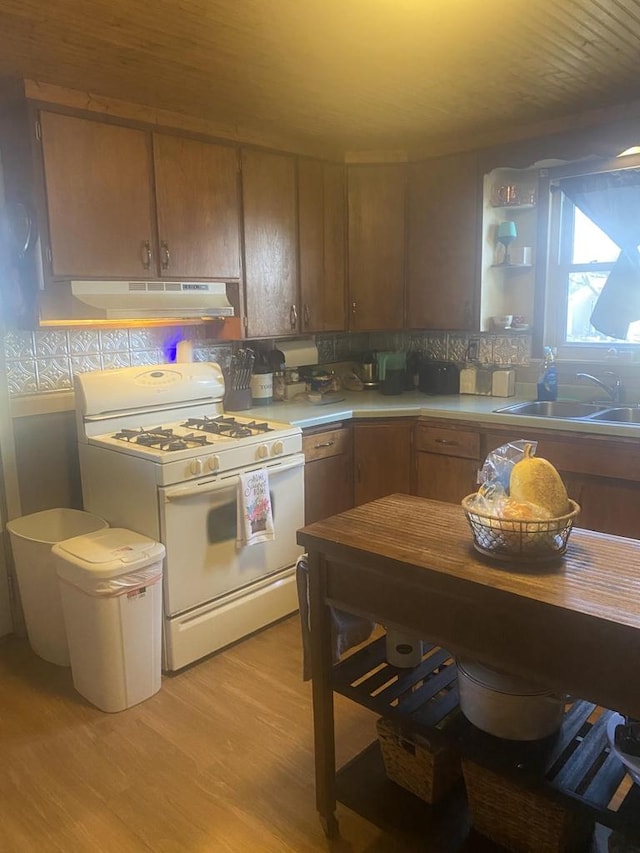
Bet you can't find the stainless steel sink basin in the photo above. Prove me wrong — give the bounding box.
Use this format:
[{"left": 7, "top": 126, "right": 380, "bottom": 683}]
[
  {"left": 493, "top": 400, "right": 610, "bottom": 418},
  {"left": 587, "top": 407, "right": 640, "bottom": 423}
]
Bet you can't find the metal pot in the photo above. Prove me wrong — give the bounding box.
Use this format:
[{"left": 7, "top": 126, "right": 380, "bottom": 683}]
[{"left": 456, "top": 658, "right": 565, "bottom": 741}]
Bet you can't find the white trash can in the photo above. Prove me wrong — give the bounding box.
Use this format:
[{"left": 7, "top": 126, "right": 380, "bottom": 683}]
[
  {"left": 7, "top": 508, "right": 108, "bottom": 666},
  {"left": 53, "top": 528, "right": 165, "bottom": 713}
]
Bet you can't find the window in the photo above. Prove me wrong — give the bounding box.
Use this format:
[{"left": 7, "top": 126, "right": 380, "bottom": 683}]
[{"left": 545, "top": 158, "right": 640, "bottom": 357}]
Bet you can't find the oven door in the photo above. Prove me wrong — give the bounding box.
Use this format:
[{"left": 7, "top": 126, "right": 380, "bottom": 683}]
[{"left": 158, "top": 454, "right": 304, "bottom": 616}]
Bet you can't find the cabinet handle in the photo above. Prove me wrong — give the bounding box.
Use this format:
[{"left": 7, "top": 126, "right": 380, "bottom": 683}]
[
  {"left": 141, "top": 240, "right": 152, "bottom": 269},
  {"left": 161, "top": 240, "right": 171, "bottom": 269},
  {"left": 314, "top": 440, "right": 335, "bottom": 449},
  {"left": 435, "top": 439, "right": 458, "bottom": 446},
  {"left": 290, "top": 304, "right": 298, "bottom": 329},
  {"left": 304, "top": 304, "right": 311, "bottom": 326},
  {"left": 351, "top": 301, "right": 357, "bottom": 314}
]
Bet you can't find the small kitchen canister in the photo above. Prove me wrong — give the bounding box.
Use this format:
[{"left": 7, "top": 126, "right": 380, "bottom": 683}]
[{"left": 250, "top": 371, "right": 273, "bottom": 405}]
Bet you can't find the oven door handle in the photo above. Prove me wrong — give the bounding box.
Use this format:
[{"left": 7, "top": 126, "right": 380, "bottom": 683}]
[
  {"left": 163, "top": 478, "right": 237, "bottom": 502},
  {"left": 162, "top": 455, "right": 305, "bottom": 502}
]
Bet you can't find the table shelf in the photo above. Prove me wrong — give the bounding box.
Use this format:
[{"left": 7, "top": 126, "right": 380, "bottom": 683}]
[{"left": 333, "top": 635, "right": 640, "bottom": 843}]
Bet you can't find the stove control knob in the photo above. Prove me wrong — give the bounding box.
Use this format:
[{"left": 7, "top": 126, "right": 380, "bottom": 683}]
[
  {"left": 189, "top": 458, "right": 203, "bottom": 476},
  {"left": 272, "top": 440, "right": 284, "bottom": 456},
  {"left": 257, "top": 444, "right": 269, "bottom": 459},
  {"left": 206, "top": 455, "right": 219, "bottom": 472}
]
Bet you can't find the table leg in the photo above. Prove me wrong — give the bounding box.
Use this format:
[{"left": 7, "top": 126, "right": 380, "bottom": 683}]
[{"left": 308, "top": 549, "right": 338, "bottom": 837}]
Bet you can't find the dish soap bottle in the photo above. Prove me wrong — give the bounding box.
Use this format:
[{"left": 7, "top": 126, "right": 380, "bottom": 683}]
[{"left": 537, "top": 347, "right": 557, "bottom": 401}]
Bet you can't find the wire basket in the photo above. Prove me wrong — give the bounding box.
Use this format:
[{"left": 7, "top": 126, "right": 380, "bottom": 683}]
[{"left": 461, "top": 495, "right": 581, "bottom": 562}]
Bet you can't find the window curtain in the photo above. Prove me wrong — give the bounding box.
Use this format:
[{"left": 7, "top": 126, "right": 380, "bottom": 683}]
[{"left": 559, "top": 169, "right": 640, "bottom": 340}]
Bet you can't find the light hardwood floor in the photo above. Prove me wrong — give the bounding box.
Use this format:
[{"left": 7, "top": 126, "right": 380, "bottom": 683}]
[{"left": 0, "top": 615, "right": 414, "bottom": 853}]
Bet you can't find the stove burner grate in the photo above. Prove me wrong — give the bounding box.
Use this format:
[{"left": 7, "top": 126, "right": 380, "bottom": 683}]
[
  {"left": 183, "top": 416, "right": 274, "bottom": 438},
  {"left": 113, "top": 427, "right": 210, "bottom": 452}
]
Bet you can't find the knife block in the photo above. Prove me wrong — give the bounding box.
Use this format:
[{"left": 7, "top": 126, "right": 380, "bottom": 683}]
[{"left": 225, "top": 388, "right": 252, "bottom": 411}]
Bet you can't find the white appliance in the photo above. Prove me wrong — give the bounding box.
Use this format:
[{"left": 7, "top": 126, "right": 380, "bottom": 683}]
[
  {"left": 75, "top": 362, "right": 304, "bottom": 671},
  {"left": 70, "top": 280, "right": 235, "bottom": 319}
]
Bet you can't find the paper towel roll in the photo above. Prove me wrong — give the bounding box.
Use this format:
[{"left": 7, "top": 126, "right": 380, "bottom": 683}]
[
  {"left": 176, "top": 340, "right": 193, "bottom": 362},
  {"left": 278, "top": 339, "right": 318, "bottom": 368}
]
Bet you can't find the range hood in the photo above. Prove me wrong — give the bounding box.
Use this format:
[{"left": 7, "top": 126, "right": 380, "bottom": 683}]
[{"left": 70, "top": 281, "right": 235, "bottom": 319}]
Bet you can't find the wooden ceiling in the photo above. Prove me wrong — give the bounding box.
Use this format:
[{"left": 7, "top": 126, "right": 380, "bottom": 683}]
[{"left": 2, "top": 0, "right": 640, "bottom": 156}]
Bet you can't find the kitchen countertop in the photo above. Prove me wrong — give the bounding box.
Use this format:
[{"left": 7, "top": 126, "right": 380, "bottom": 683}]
[
  {"left": 12, "top": 385, "right": 640, "bottom": 439},
  {"left": 231, "top": 389, "right": 640, "bottom": 438}
]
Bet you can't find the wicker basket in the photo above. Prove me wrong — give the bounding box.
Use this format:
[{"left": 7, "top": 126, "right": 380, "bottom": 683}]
[
  {"left": 376, "top": 717, "right": 461, "bottom": 804},
  {"left": 462, "top": 495, "right": 581, "bottom": 562},
  {"left": 462, "top": 759, "right": 593, "bottom": 852}
]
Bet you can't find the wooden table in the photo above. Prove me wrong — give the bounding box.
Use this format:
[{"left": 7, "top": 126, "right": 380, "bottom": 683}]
[{"left": 297, "top": 494, "right": 640, "bottom": 838}]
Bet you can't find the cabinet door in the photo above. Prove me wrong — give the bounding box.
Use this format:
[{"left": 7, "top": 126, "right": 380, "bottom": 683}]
[
  {"left": 414, "top": 423, "right": 480, "bottom": 504},
  {"left": 407, "top": 153, "right": 480, "bottom": 330},
  {"left": 483, "top": 429, "right": 640, "bottom": 539},
  {"left": 298, "top": 160, "right": 346, "bottom": 332},
  {"left": 303, "top": 426, "right": 353, "bottom": 524},
  {"left": 39, "top": 111, "right": 155, "bottom": 279},
  {"left": 241, "top": 149, "right": 298, "bottom": 338},
  {"left": 353, "top": 420, "right": 412, "bottom": 506},
  {"left": 153, "top": 134, "right": 240, "bottom": 279},
  {"left": 415, "top": 453, "right": 479, "bottom": 504},
  {"left": 348, "top": 165, "right": 406, "bottom": 331}
]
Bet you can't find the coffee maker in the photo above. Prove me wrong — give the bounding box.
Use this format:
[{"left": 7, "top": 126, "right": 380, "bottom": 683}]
[{"left": 358, "top": 352, "right": 379, "bottom": 388}]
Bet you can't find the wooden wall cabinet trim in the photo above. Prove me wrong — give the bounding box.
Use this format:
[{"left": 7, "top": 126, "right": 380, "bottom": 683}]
[
  {"left": 347, "top": 164, "right": 406, "bottom": 331},
  {"left": 241, "top": 148, "right": 298, "bottom": 338},
  {"left": 407, "top": 152, "right": 481, "bottom": 331},
  {"left": 298, "top": 159, "right": 346, "bottom": 333},
  {"left": 302, "top": 423, "right": 353, "bottom": 524}
]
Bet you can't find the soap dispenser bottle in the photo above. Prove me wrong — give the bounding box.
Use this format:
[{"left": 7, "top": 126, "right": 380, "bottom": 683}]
[{"left": 537, "top": 347, "right": 558, "bottom": 401}]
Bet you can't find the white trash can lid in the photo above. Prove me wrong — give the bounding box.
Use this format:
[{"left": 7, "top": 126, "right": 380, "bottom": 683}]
[{"left": 54, "top": 528, "right": 165, "bottom": 583}]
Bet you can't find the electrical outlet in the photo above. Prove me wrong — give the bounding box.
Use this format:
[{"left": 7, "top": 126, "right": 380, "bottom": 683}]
[{"left": 467, "top": 337, "right": 480, "bottom": 361}]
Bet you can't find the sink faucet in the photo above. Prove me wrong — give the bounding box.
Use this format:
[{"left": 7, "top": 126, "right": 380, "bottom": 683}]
[{"left": 576, "top": 371, "right": 625, "bottom": 404}]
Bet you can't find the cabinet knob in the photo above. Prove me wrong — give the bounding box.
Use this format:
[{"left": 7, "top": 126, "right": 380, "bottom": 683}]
[
  {"left": 141, "top": 240, "right": 152, "bottom": 270},
  {"left": 161, "top": 240, "right": 171, "bottom": 270}
]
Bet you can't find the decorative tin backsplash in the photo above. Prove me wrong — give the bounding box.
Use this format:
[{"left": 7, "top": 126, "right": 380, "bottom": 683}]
[
  {"left": 3, "top": 327, "right": 531, "bottom": 396},
  {"left": 3, "top": 327, "right": 234, "bottom": 396}
]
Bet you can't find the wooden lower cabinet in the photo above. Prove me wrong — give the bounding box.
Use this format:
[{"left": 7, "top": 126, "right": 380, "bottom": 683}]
[
  {"left": 414, "top": 422, "right": 481, "bottom": 504},
  {"left": 302, "top": 424, "right": 353, "bottom": 524},
  {"left": 483, "top": 429, "right": 640, "bottom": 539},
  {"left": 353, "top": 419, "right": 413, "bottom": 506}
]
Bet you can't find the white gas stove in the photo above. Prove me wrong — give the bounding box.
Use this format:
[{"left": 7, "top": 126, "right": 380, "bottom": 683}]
[{"left": 75, "top": 363, "right": 304, "bottom": 671}]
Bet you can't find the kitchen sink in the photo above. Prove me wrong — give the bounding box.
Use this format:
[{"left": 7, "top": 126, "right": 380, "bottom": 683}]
[
  {"left": 587, "top": 407, "right": 640, "bottom": 423},
  {"left": 493, "top": 400, "right": 610, "bottom": 418}
]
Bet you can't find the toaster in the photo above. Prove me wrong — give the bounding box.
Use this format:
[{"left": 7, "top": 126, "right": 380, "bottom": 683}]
[{"left": 418, "top": 361, "right": 460, "bottom": 395}]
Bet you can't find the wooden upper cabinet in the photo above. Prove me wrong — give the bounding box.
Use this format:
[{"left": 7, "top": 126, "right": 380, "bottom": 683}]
[
  {"left": 347, "top": 164, "right": 406, "bottom": 331},
  {"left": 40, "top": 111, "right": 155, "bottom": 279},
  {"left": 39, "top": 112, "right": 242, "bottom": 282},
  {"left": 298, "top": 159, "right": 346, "bottom": 332},
  {"left": 407, "top": 152, "right": 481, "bottom": 330},
  {"left": 241, "top": 149, "right": 298, "bottom": 338},
  {"left": 152, "top": 134, "right": 240, "bottom": 279}
]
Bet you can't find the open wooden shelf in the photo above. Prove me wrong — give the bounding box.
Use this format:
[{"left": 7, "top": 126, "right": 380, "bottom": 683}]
[{"left": 333, "top": 636, "right": 640, "bottom": 844}]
